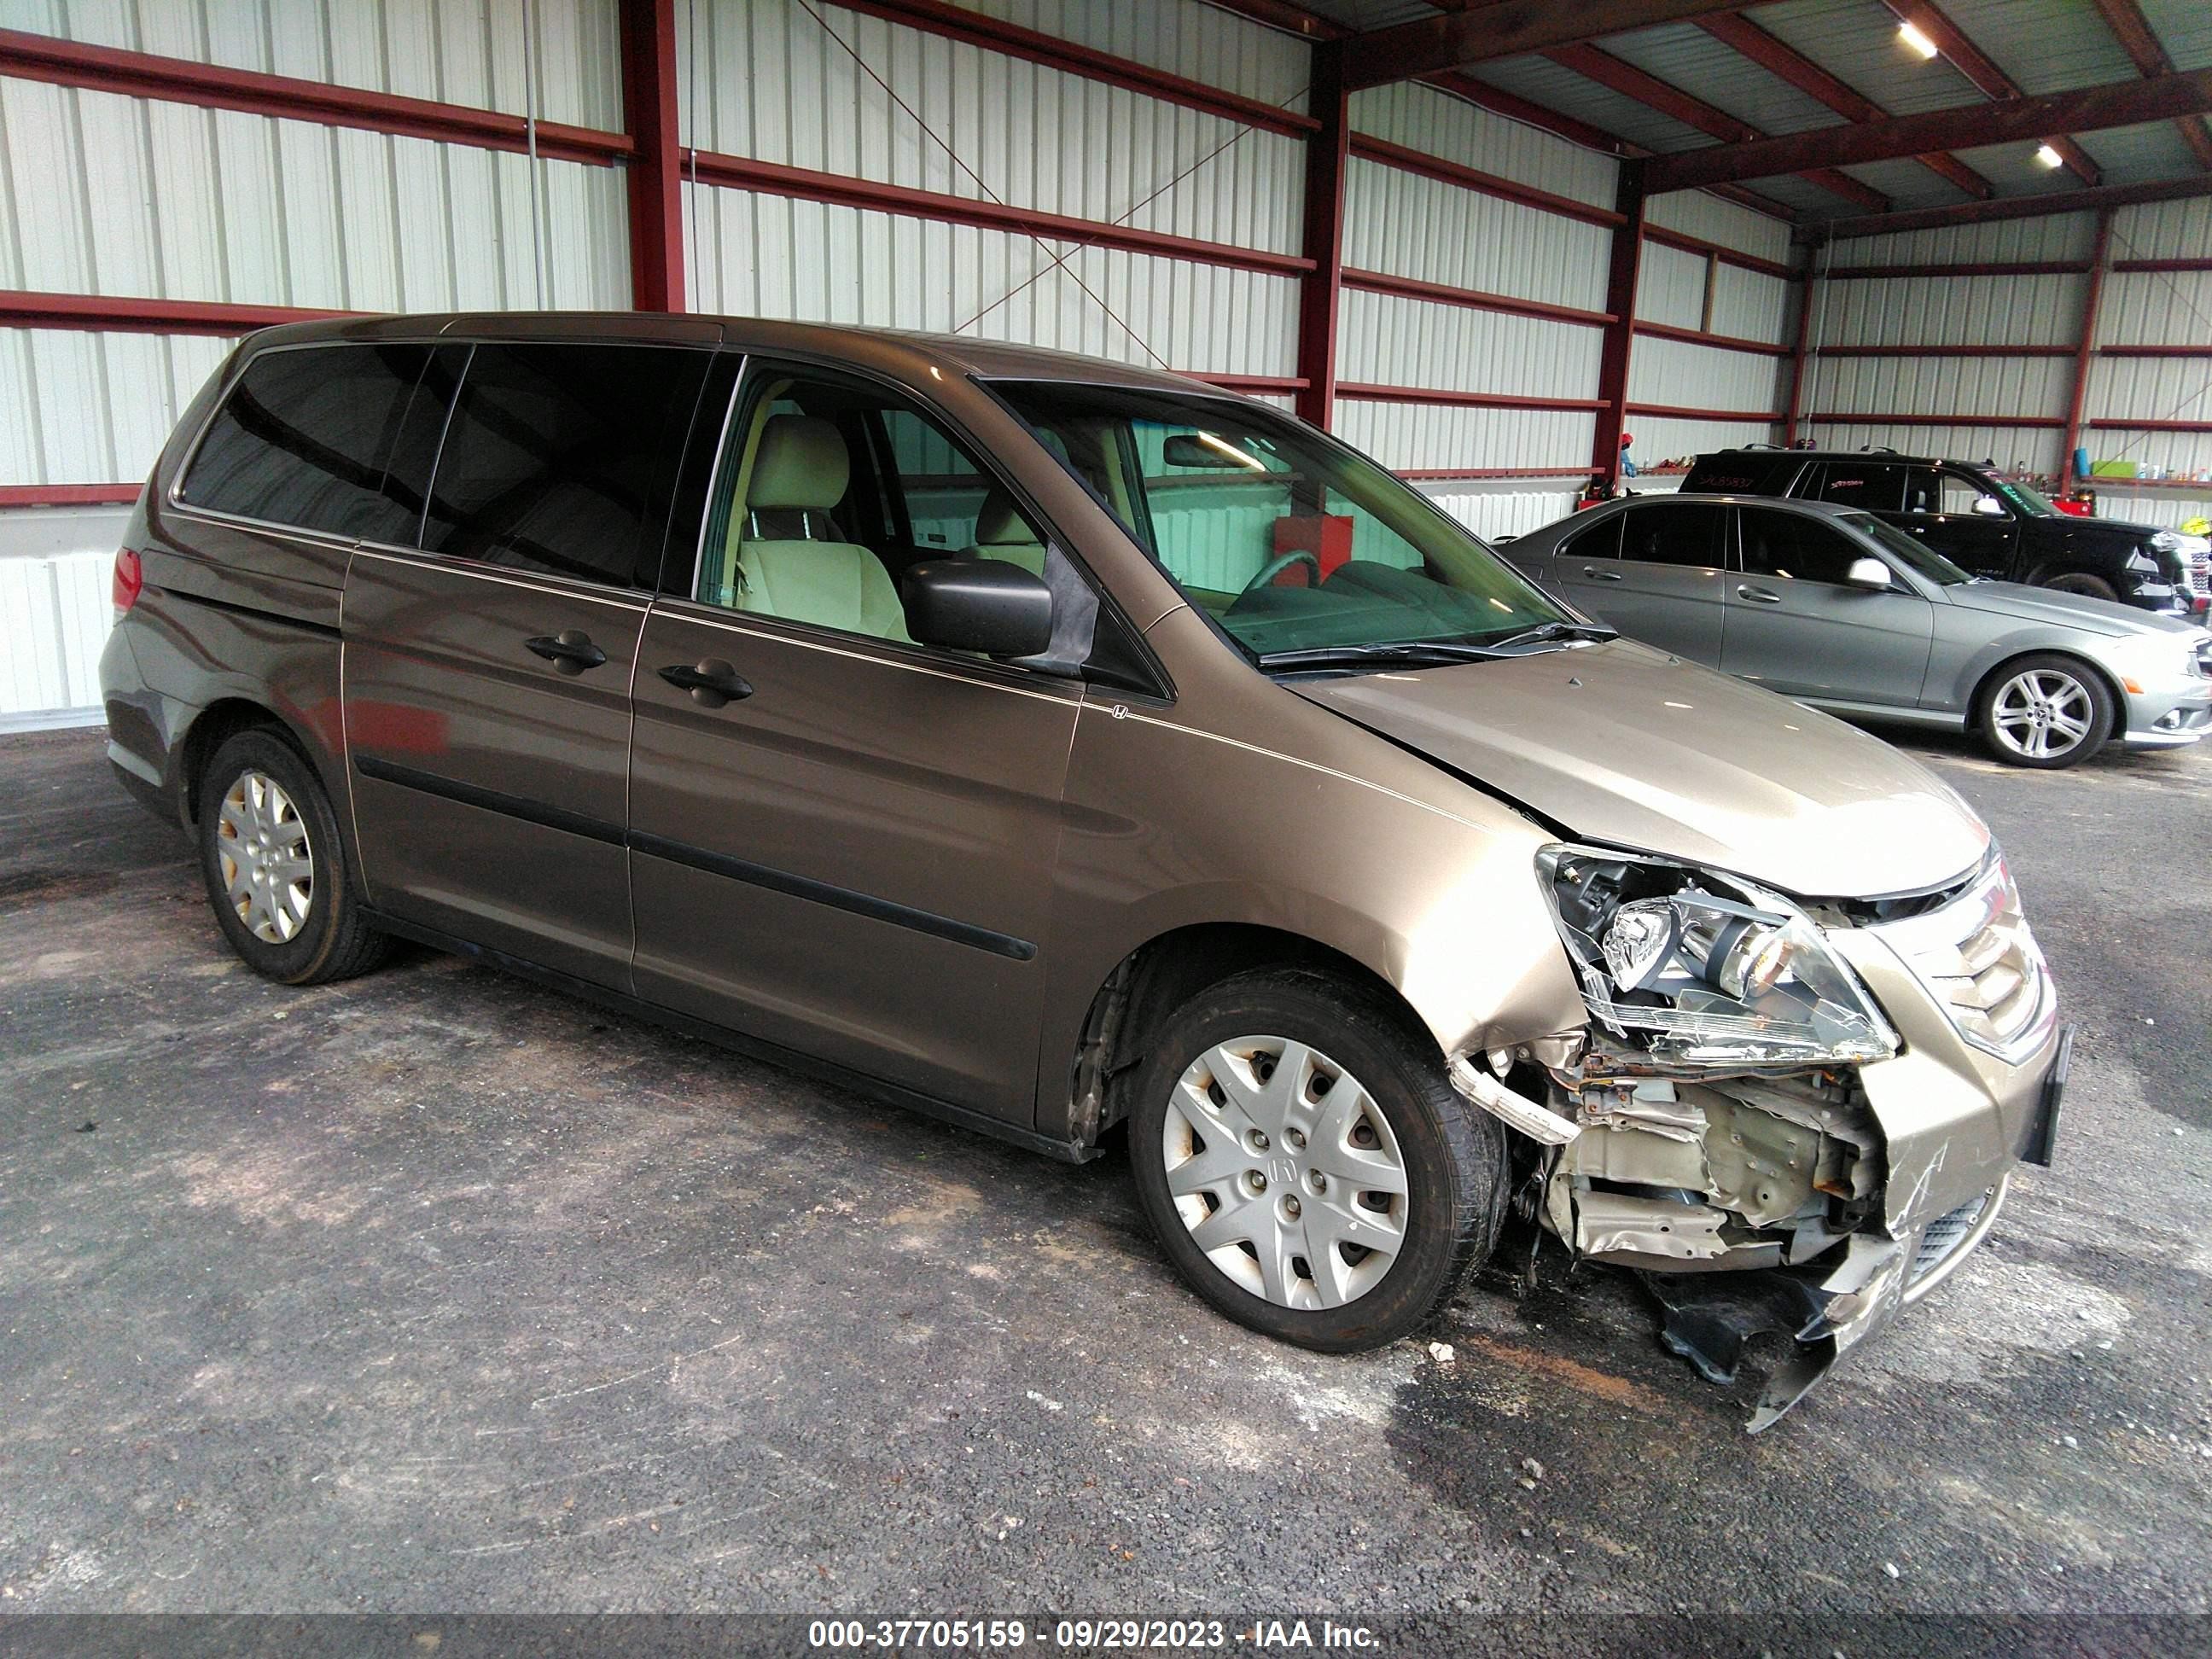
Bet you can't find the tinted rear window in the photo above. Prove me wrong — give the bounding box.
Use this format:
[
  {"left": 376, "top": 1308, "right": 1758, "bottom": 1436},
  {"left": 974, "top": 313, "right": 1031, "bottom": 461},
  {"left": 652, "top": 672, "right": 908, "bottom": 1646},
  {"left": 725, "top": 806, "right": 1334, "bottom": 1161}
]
[
  {"left": 178, "top": 344, "right": 435, "bottom": 539},
  {"left": 1809, "top": 462, "right": 1907, "bottom": 512},
  {"left": 1681, "top": 455, "right": 1782, "bottom": 493},
  {"left": 422, "top": 343, "right": 710, "bottom": 588},
  {"left": 1620, "top": 503, "right": 1724, "bottom": 568}
]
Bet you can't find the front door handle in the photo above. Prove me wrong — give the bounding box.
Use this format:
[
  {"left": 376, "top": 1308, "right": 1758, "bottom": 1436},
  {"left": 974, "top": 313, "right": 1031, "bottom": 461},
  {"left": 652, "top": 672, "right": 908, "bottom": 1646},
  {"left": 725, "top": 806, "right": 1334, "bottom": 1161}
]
[
  {"left": 1736, "top": 585, "right": 1784, "bottom": 604},
  {"left": 659, "top": 659, "right": 754, "bottom": 709},
  {"left": 1580, "top": 566, "right": 1625, "bottom": 582},
  {"left": 525, "top": 630, "right": 608, "bottom": 673}
]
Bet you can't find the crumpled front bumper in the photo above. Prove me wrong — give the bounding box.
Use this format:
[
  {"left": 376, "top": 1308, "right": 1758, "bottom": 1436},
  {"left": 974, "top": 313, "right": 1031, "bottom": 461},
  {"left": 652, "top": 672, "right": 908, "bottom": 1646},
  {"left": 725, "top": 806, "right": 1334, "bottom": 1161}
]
[
  {"left": 1646, "top": 1166, "right": 2019, "bottom": 1431},
  {"left": 1630, "top": 901, "right": 2070, "bottom": 1430}
]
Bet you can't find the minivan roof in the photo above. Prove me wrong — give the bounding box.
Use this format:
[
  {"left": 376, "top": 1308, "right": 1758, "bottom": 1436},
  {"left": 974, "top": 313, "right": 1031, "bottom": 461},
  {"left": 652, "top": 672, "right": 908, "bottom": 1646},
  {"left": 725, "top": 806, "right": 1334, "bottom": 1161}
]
[{"left": 226, "top": 311, "right": 1227, "bottom": 399}]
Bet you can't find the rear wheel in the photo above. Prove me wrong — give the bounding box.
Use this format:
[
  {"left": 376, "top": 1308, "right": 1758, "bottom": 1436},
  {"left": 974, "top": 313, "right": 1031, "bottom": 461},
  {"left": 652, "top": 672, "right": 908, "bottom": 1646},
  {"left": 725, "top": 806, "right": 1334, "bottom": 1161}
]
[
  {"left": 196, "top": 728, "right": 390, "bottom": 983},
  {"left": 2043, "top": 572, "right": 2120, "bottom": 604},
  {"left": 1126, "top": 967, "right": 1508, "bottom": 1353},
  {"left": 1975, "top": 655, "right": 2114, "bottom": 769}
]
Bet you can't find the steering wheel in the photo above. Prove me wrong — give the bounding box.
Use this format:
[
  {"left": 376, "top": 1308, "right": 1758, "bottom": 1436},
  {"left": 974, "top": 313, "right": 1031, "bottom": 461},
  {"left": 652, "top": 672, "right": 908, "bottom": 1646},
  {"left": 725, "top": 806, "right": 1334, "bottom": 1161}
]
[{"left": 1236, "top": 550, "right": 1324, "bottom": 600}]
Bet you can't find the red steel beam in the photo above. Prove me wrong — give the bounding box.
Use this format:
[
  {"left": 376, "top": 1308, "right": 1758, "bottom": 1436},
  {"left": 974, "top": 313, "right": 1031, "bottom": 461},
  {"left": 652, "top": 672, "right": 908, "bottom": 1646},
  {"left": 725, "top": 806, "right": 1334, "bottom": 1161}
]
[
  {"left": 0, "top": 484, "right": 144, "bottom": 508},
  {"left": 1295, "top": 41, "right": 1350, "bottom": 429},
  {"left": 0, "top": 290, "right": 350, "bottom": 335},
  {"left": 1883, "top": 3, "right": 2100, "bottom": 185},
  {"left": 1783, "top": 269, "right": 1814, "bottom": 445},
  {"left": 1825, "top": 173, "right": 2212, "bottom": 237},
  {"left": 1336, "top": 383, "right": 1608, "bottom": 413},
  {"left": 1342, "top": 0, "right": 1756, "bottom": 91},
  {"left": 2087, "top": 418, "right": 2212, "bottom": 434},
  {"left": 842, "top": 0, "right": 1318, "bottom": 137},
  {"left": 1824, "top": 260, "right": 2093, "bottom": 278},
  {"left": 1814, "top": 343, "right": 2075, "bottom": 358},
  {"left": 687, "top": 150, "right": 1313, "bottom": 276},
  {"left": 1592, "top": 162, "right": 1647, "bottom": 486},
  {"left": 1545, "top": 40, "right": 1887, "bottom": 212},
  {"left": 1190, "top": 0, "right": 1346, "bottom": 41},
  {"left": 1624, "top": 402, "right": 1784, "bottom": 422},
  {"left": 2060, "top": 212, "right": 2115, "bottom": 492},
  {"left": 1642, "top": 224, "right": 1796, "bottom": 281},
  {"left": 1808, "top": 411, "right": 2066, "bottom": 428},
  {"left": 1347, "top": 134, "right": 1624, "bottom": 228},
  {"left": 2087, "top": 0, "right": 2212, "bottom": 172},
  {"left": 1341, "top": 269, "right": 1611, "bottom": 329},
  {"left": 1650, "top": 69, "right": 2212, "bottom": 194},
  {"left": 1187, "top": 373, "right": 1311, "bottom": 393},
  {"left": 2114, "top": 257, "right": 2212, "bottom": 273},
  {"left": 2098, "top": 344, "right": 2212, "bottom": 358},
  {"left": 1407, "top": 70, "right": 1800, "bottom": 226},
  {"left": 1633, "top": 320, "right": 1793, "bottom": 357},
  {"left": 1694, "top": 12, "right": 1991, "bottom": 200},
  {"left": 618, "top": 0, "right": 684, "bottom": 313},
  {"left": 0, "top": 26, "right": 631, "bottom": 166}
]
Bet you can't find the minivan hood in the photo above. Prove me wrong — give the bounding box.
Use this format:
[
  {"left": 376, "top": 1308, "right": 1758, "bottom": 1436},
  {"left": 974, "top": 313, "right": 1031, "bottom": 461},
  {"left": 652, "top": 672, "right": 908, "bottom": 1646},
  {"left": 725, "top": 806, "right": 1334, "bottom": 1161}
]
[
  {"left": 1941, "top": 579, "right": 2197, "bottom": 637},
  {"left": 1290, "top": 640, "right": 1988, "bottom": 899}
]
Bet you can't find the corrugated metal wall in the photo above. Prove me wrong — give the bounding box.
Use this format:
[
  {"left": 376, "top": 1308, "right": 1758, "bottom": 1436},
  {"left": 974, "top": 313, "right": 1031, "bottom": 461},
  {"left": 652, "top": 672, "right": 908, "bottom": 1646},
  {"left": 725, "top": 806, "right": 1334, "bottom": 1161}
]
[
  {"left": 677, "top": 0, "right": 1303, "bottom": 378},
  {"left": 1802, "top": 195, "right": 2212, "bottom": 509},
  {"left": 2087, "top": 197, "right": 2212, "bottom": 498},
  {"left": 685, "top": 183, "right": 1298, "bottom": 374},
  {"left": 32, "top": 0, "right": 2203, "bottom": 725},
  {"left": 1338, "top": 79, "right": 1615, "bottom": 481}
]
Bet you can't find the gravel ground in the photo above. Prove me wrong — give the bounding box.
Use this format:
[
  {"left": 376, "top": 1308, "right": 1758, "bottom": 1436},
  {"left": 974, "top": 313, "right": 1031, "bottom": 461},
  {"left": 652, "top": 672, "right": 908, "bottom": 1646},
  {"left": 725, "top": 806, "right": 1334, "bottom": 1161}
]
[{"left": 1, "top": 723, "right": 2208, "bottom": 1621}]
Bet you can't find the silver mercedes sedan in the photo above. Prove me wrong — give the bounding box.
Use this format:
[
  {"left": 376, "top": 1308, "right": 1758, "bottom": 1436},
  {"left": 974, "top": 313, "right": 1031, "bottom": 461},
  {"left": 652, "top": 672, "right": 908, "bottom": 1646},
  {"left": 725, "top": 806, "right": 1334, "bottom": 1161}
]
[{"left": 1500, "top": 492, "right": 2212, "bottom": 767}]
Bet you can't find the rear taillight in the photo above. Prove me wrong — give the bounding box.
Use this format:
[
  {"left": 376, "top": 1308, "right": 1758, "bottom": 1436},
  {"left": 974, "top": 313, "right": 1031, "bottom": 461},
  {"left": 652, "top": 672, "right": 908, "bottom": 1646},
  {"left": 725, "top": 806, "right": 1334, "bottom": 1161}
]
[{"left": 112, "top": 547, "right": 143, "bottom": 618}]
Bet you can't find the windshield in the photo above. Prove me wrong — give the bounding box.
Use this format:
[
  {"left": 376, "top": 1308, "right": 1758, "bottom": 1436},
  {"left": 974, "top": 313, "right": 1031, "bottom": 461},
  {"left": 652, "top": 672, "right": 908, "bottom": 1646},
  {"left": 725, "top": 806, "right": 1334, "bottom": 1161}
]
[
  {"left": 1990, "top": 476, "right": 2056, "bottom": 517},
  {"left": 987, "top": 381, "right": 1575, "bottom": 665},
  {"left": 1839, "top": 512, "right": 1974, "bottom": 585}
]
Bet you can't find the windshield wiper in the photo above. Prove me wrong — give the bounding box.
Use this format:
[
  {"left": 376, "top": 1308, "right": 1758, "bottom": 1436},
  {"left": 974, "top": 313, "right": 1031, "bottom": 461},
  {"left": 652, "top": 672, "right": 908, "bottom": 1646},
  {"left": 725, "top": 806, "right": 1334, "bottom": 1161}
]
[
  {"left": 1480, "top": 620, "right": 1618, "bottom": 651},
  {"left": 1257, "top": 640, "right": 1505, "bottom": 672}
]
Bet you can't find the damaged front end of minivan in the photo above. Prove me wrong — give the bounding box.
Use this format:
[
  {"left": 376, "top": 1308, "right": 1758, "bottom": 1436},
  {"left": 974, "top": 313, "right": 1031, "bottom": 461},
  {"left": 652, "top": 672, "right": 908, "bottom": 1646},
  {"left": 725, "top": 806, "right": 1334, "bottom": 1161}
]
[{"left": 1451, "top": 842, "right": 2067, "bottom": 1430}]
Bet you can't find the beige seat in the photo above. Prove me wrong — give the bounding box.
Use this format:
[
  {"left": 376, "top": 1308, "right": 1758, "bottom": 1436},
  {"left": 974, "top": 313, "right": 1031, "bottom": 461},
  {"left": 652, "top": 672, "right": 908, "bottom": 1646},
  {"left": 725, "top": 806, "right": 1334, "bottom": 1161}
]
[
  {"left": 735, "top": 415, "right": 911, "bottom": 642},
  {"left": 962, "top": 489, "right": 1048, "bottom": 579}
]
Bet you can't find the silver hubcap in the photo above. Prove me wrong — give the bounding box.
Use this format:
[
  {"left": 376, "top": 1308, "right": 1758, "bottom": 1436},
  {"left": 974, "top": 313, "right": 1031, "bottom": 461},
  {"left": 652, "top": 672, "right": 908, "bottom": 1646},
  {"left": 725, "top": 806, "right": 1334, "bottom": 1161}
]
[
  {"left": 1163, "top": 1036, "right": 1410, "bottom": 1310},
  {"left": 1991, "top": 668, "right": 2093, "bottom": 760},
  {"left": 216, "top": 769, "right": 314, "bottom": 944}
]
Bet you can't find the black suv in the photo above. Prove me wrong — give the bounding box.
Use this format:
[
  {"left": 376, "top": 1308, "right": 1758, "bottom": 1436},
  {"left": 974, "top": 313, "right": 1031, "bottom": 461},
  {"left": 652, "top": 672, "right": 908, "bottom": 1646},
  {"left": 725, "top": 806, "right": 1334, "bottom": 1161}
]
[{"left": 1680, "top": 447, "right": 2208, "bottom": 620}]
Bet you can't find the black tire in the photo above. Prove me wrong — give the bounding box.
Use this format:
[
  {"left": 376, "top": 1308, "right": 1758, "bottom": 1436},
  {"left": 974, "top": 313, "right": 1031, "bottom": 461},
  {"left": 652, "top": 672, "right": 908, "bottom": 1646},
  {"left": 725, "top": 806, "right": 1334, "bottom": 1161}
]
[
  {"left": 195, "top": 728, "right": 391, "bottom": 984},
  {"left": 2042, "top": 572, "right": 2120, "bottom": 604},
  {"left": 1973, "top": 653, "right": 2115, "bottom": 769},
  {"left": 1125, "top": 966, "right": 1509, "bottom": 1353}
]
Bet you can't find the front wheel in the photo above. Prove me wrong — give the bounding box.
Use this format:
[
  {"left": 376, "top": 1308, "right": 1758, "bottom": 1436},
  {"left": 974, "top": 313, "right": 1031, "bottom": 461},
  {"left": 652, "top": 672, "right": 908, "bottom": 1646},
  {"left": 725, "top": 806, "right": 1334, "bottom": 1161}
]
[
  {"left": 1975, "top": 655, "right": 2114, "bottom": 769},
  {"left": 2042, "top": 572, "right": 2120, "bottom": 604},
  {"left": 196, "top": 728, "right": 391, "bottom": 983},
  {"left": 1126, "top": 967, "right": 1508, "bottom": 1353}
]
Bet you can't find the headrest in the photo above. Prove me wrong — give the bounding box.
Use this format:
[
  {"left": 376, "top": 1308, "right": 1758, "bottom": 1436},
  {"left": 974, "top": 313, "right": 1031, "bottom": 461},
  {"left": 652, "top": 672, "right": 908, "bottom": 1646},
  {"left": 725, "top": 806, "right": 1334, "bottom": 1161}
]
[
  {"left": 973, "top": 488, "right": 1039, "bottom": 547},
  {"left": 748, "top": 415, "right": 849, "bottom": 513}
]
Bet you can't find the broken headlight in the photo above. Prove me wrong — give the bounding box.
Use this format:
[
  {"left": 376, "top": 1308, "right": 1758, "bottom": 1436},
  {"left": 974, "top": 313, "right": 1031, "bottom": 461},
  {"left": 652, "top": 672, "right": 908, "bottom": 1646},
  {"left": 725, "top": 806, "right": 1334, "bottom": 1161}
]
[{"left": 1537, "top": 844, "right": 1898, "bottom": 1066}]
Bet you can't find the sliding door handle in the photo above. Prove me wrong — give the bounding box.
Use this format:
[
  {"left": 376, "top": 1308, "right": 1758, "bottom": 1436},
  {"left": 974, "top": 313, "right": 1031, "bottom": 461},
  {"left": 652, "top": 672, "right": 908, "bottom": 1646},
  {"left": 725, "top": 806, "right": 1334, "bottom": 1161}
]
[
  {"left": 525, "top": 631, "right": 608, "bottom": 672},
  {"left": 660, "top": 660, "right": 754, "bottom": 708}
]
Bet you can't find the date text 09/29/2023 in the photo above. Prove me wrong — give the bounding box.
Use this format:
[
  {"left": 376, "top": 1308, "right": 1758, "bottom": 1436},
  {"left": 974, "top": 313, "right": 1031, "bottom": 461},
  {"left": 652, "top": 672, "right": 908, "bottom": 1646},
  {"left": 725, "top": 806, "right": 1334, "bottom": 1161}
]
[{"left": 806, "top": 1618, "right": 1381, "bottom": 1650}]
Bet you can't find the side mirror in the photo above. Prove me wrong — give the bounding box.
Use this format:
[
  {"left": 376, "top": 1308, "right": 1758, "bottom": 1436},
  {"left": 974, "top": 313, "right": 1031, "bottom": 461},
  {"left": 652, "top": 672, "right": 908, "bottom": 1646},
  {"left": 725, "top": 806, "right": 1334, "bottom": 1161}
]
[
  {"left": 1972, "top": 495, "right": 2005, "bottom": 517},
  {"left": 901, "top": 559, "right": 1054, "bottom": 657},
  {"left": 1845, "top": 556, "right": 1893, "bottom": 591}
]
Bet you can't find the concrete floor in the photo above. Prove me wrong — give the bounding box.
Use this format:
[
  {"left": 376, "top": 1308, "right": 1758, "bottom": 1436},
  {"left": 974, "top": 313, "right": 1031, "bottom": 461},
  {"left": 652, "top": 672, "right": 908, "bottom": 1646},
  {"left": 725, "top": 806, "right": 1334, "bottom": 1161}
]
[{"left": 2, "top": 722, "right": 2208, "bottom": 1616}]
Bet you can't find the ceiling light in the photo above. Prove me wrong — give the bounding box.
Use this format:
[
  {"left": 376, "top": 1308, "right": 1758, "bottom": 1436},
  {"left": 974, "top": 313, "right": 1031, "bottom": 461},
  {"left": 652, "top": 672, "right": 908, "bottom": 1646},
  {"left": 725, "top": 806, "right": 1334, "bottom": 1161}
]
[
  {"left": 2034, "top": 143, "right": 2063, "bottom": 168},
  {"left": 1897, "top": 20, "right": 1939, "bottom": 59}
]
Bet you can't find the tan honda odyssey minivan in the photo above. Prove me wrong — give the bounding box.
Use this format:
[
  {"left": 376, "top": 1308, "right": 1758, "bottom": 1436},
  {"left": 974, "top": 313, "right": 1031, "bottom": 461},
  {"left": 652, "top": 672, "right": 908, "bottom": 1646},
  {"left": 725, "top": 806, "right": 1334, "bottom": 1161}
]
[{"left": 101, "top": 314, "right": 2067, "bottom": 1427}]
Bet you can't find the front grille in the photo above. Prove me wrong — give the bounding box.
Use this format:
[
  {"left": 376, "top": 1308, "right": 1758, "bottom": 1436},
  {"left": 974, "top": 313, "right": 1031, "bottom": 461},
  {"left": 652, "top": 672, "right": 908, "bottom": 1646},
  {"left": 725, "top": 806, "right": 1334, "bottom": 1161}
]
[
  {"left": 1871, "top": 855, "right": 2053, "bottom": 1062},
  {"left": 1911, "top": 1192, "right": 1988, "bottom": 1283}
]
